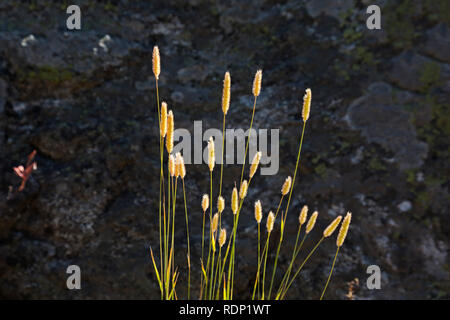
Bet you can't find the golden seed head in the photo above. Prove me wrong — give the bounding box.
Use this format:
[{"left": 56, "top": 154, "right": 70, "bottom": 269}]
[
  {"left": 211, "top": 212, "right": 219, "bottom": 233},
  {"left": 208, "top": 136, "right": 215, "bottom": 172},
  {"left": 202, "top": 194, "right": 209, "bottom": 212},
  {"left": 166, "top": 110, "right": 174, "bottom": 153},
  {"left": 174, "top": 154, "right": 180, "bottom": 178},
  {"left": 323, "top": 215, "right": 343, "bottom": 238},
  {"left": 175, "top": 152, "right": 186, "bottom": 179},
  {"left": 254, "top": 200, "right": 262, "bottom": 223},
  {"left": 239, "top": 180, "right": 248, "bottom": 199},
  {"left": 266, "top": 211, "right": 275, "bottom": 233},
  {"left": 160, "top": 102, "right": 167, "bottom": 138},
  {"left": 306, "top": 211, "right": 318, "bottom": 234},
  {"left": 217, "top": 196, "right": 225, "bottom": 213},
  {"left": 249, "top": 151, "right": 262, "bottom": 179},
  {"left": 222, "top": 71, "right": 231, "bottom": 115},
  {"left": 219, "top": 228, "right": 227, "bottom": 247},
  {"left": 302, "top": 88, "right": 311, "bottom": 123},
  {"left": 252, "top": 69, "right": 262, "bottom": 97},
  {"left": 337, "top": 212, "right": 352, "bottom": 247},
  {"left": 281, "top": 176, "right": 292, "bottom": 196},
  {"left": 168, "top": 154, "right": 175, "bottom": 177},
  {"left": 231, "top": 187, "right": 238, "bottom": 215},
  {"left": 152, "top": 46, "right": 160, "bottom": 80},
  {"left": 299, "top": 205, "right": 308, "bottom": 225}
]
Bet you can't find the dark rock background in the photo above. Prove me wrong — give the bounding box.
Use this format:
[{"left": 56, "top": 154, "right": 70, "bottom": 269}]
[{"left": 0, "top": 0, "right": 448, "bottom": 299}]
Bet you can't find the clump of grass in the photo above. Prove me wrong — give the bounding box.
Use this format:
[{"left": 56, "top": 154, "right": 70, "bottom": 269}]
[{"left": 149, "top": 46, "right": 353, "bottom": 300}]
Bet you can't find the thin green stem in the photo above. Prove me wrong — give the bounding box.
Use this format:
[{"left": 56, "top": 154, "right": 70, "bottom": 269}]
[
  {"left": 281, "top": 237, "right": 324, "bottom": 299},
  {"left": 268, "top": 121, "right": 307, "bottom": 299},
  {"left": 155, "top": 78, "right": 164, "bottom": 299},
  {"left": 284, "top": 121, "right": 306, "bottom": 217},
  {"left": 320, "top": 246, "right": 340, "bottom": 300},
  {"left": 227, "top": 177, "right": 253, "bottom": 299},
  {"left": 257, "top": 222, "right": 261, "bottom": 299},
  {"left": 277, "top": 230, "right": 307, "bottom": 298},
  {"left": 204, "top": 170, "right": 213, "bottom": 299},
  {"left": 252, "top": 233, "right": 269, "bottom": 300},
  {"left": 239, "top": 96, "right": 257, "bottom": 186},
  {"left": 182, "top": 179, "right": 190, "bottom": 299},
  {"left": 219, "top": 113, "right": 226, "bottom": 197},
  {"left": 261, "top": 231, "right": 272, "bottom": 300}
]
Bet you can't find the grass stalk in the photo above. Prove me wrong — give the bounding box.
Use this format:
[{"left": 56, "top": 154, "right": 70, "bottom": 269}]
[
  {"left": 320, "top": 246, "right": 340, "bottom": 300},
  {"left": 280, "top": 236, "right": 324, "bottom": 299}
]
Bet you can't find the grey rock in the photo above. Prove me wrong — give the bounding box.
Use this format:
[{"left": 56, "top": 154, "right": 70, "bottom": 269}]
[
  {"left": 388, "top": 51, "right": 450, "bottom": 92},
  {"left": 346, "top": 82, "right": 428, "bottom": 170},
  {"left": 423, "top": 23, "right": 450, "bottom": 63},
  {"left": 305, "top": 0, "right": 354, "bottom": 21}
]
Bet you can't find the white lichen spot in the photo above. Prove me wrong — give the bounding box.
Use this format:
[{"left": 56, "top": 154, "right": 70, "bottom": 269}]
[
  {"left": 397, "top": 200, "right": 412, "bottom": 212},
  {"left": 98, "top": 35, "right": 112, "bottom": 52},
  {"left": 21, "top": 34, "right": 36, "bottom": 47}
]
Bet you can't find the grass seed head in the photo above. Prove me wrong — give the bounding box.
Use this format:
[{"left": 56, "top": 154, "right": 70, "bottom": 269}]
[
  {"left": 252, "top": 69, "right": 262, "bottom": 97},
  {"left": 166, "top": 110, "right": 174, "bottom": 153},
  {"left": 219, "top": 228, "right": 227, "bottom": 247},
  {"left": 175, "top": 152, "right": 186, "bottom": 179},
  {"left": 254, "top": 200, "right": 262, "bottom": 223},
  {"left": 217, "top": 196, "right": 225, "bottom": 213},
  {"left": 222, "top": 71, "right": 231, "bottom": 115},
  {"left": 211, "top": 212, "right": 219, "bottom": 233},
  {"left": 306, "top": 210, "right": 318, "bottom": 234},
  {"left": 169, "top": 154, "right": 175, "bottom": 177},
  {"left": 202, "top": 194, "right": 209, "bottom": 212},
  {"left": 249, "top": 151, "right": 262, "bottom": 179},
  {"left": 302, "top": 88, "right": 311, "bottom": 122},
  {"left": 160, "top": 102, "right": 167, "bottom": 138},
  {"left": 231, "top": 187, "right": 238, "bottom": 215},
  {"left": 337, "top": 212, "right": 352, "bottom": 247},
  {"left": 152, "top": 46, "right": 160, "bottom": 80},
  {"left": 208, "top": 136, "right": 215, "bottom": 172},
  {"left": 266, "top": 211, "right": 275, "bottom": 233},
  {"left": 323, "top": 215, "right": 343, "bottom": 238},
  {"left": 299, "top": 205, "right": 308, "bottom": 225},
  {"left": 239, "top": 180, "right": 248, "bottom": 199},
  {"left": 281, "top": 176, "right": 292, "bottom": 196},
  {"left": 174, "top": 152, "right": 181, "bottom": 178}
]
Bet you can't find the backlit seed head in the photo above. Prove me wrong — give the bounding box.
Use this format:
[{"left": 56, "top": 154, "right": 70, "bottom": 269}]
[
  {"left": 211, "top": 212, "right": 219, "bottom": 233},
  {"left": 217, "top": 196, "right": 225, "bottom": 213},
  {"left": 202, "top": 194, "right": 209, "bottom": 212},
  {"left": 252, "top": 69, "right": 262, "bottom": 97},
  {"left": 299, "top": 205, "right": 308, "bottom": 225},
  {"left": 208, "top": 137, "right": 215, "bottom": 172},
  {"left": 152, "top": 46, "right": 160, "bottom": 80},
  {"left": 168, "top": 154, "right": 175, "bottom": 177},
  {"left": 166, "top": 110, "right": 174, "bottom": 153},
  {"left": 176, "top": 152, "right": 186, "bottom": 179},
  {"left": 306, "top": 211, "right": 318, "bottom": 234},
  {"left": 302, "top": 88, "right": 311, "bottom": 122},
  {"left": 160, "top": 102, "right": 167, "bottom": 138},
  {"left": 249, "top": 151, "right": 262, "bottom": 179},
  {"left": 337, "top": 212, "right": 352, "bottom": 247},
  {"left": 254, "top": 200, "right": 262, "bottom": 223},
  {"left": 266, "top": 211, "right": 275, "bottom": 233},
  {"left": 219, "top": 228, "right": 227, "bottom": 247},
  {"left": 231, "top": 187, "right": 238, "bottom": 215},
  {"left": 174, "top": 152, "right": 181, "bottom": 178},
  {"left": 323, "top": 215, "right": 343, "bottom": 238},
  {"left": 239, "top": 180, "right": 248, "bottom": 199},
  {"left": 222, "top": 71, "right": 231, "bottom": 115},
  {"left": 281, "top": 176, "right": 292, "bottom": 196}
]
